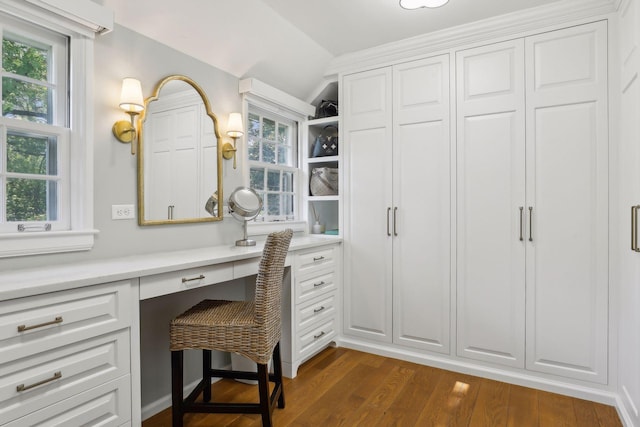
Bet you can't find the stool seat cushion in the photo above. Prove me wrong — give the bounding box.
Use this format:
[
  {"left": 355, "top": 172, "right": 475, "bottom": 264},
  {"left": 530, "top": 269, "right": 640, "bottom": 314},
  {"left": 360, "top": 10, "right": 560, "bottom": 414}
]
[{"left": 170, "top": 299, "right": 279, "bottom": 364}]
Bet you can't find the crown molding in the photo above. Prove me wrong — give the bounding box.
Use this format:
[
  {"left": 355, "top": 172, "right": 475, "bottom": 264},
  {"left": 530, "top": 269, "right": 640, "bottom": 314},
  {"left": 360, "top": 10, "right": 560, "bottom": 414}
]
[{"left": 326, "top": 0, "right": 616, "bottom": 76}]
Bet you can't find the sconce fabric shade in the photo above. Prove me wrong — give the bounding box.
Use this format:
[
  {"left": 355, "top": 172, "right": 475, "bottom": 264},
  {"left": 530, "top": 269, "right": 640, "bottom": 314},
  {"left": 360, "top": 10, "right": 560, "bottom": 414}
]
[
  {"left": 119, "top": 78, "right": 144, "bottom": 113},
  {"left": 400, "top": 0, "right": 449, "bottom": 9},
  {"left": 227, "top": 112, "right": 244, "bottom": 138}
]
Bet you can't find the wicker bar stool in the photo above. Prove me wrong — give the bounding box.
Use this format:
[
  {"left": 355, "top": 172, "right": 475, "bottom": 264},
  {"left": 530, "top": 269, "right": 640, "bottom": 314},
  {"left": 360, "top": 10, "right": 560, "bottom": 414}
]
[{"left": 170, "top": 229, "right": 293, "bottom": 427}]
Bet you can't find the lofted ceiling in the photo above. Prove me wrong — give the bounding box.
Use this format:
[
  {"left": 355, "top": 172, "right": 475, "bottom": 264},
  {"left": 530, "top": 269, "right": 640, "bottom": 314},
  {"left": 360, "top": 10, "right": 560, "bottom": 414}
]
[{"left": 101, "top": 0, "right": 563, "bottom": 101}]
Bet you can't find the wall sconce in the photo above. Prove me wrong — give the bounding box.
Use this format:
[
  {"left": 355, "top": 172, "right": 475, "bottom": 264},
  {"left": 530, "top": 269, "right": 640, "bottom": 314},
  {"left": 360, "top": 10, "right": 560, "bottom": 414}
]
[
  {"left": 222, "top": 112, "right": 244, "bottom": 169},
  {"left": 112, "top": 78, "right": 144, "bottom": 155}
]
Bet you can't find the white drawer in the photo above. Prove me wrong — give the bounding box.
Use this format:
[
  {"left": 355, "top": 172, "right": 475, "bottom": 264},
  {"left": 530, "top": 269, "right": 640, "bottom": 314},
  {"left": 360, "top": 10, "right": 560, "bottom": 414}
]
[
  {"left": 296, "top": 270, "right": 336, "bottom": 304},
  {"left": 296, "top": 292, "right": 336, "bottom": 331},
  {"left": 5, "top": 375, "right": 131, "bottom": 427},
  {"left": 0, "top": 329, "right": 130, "bottom": 424},
  {"left": 139, "top": 263, "right": 234, "bottom": 300},
  {"left": 0, "top": 281, "right": 131, "bottom": 362},
  {"left": 297, "top": 318, "right": 336, "bottom": 361},
  {"left": 294, "top": 246, "right": 336, "bottom": 275}
]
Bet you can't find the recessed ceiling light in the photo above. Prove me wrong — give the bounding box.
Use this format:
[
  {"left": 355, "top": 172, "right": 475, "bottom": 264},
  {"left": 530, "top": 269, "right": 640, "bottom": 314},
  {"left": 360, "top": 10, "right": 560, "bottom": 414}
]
[{"left": 399, "top": 0, "right": 449, "bottom": 9}]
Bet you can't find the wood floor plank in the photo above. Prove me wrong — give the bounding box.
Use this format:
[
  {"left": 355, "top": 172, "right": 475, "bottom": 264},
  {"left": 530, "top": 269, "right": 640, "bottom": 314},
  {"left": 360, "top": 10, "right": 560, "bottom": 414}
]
[
  {"left": 338, "top": 361, "right": 416, "bottom": 426},
  {"left": 143, "top": 348, "right": 623, "bottom": 427},
  {"left": 415, "top": 370, "right": 481, "bottom": 426},
  {"left": 593, "top": 401, "right": 624, "bottom": 427},
  {"left": 539, "top": 390, "right": 579, "bottom": 427},
  {"left": 289, "top": 361, "right": 378, "bottom": 426},
  {"left": 376, "top": 362, "right": 443, "bottom": 426},
  {"left": 468, "top": 378, "right": 510, "bottom": 427},
  {"left": 573, "top": 397, "right": 604, "bottom": 427},
  {"left": 506, "top": 384, "right": 539, "bottom": 427}
]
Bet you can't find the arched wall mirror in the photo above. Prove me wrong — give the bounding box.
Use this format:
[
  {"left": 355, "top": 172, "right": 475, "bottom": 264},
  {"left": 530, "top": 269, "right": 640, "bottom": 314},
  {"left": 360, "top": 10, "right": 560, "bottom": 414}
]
[{"left": 137, "top": 75, "right": 224, "bottom": 225}]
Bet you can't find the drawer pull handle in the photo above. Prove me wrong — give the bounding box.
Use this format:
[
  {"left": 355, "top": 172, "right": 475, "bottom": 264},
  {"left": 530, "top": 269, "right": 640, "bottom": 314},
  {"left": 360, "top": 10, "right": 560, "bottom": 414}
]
[
  {"left": 182, "top": 274, "right": 205, "bottom": 283},
  {"left": 17, "top": 371, "right": 62, "bottom": 392},
  {"left": 17, "top": 316, "right": 63, "bottom": 332},
  {"left": 313, "top": 256, "right": 325, "bottom": 262},
  {"left": 313, "top": 331, "right": 326, "bottom": 340},
  {"left": 313, "top": 306, "right": 326, "bottom": 314},
  {"left": 632, "top": 205, "right": 640, "bottom": 252},
  {"left": 313, "top": 281, "right": 326, "bottom": 288}
]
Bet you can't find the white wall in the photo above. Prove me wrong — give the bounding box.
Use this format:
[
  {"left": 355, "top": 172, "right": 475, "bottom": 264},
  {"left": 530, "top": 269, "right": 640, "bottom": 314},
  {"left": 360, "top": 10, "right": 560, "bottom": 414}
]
[{"left": 0, "top": 25, "right": 247, "bottom": 272}]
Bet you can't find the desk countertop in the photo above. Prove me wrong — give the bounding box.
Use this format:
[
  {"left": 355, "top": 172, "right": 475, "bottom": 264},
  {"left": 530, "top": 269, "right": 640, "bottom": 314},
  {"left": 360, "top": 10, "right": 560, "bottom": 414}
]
[{"left": 0, "top": 235, "right": 341, "bottom": 301}]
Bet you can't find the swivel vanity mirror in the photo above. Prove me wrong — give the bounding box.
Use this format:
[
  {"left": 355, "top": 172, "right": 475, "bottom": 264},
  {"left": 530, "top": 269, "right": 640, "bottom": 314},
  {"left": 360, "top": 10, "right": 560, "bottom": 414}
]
[
  {"left": 137, "top": 75, "right": 224, "bottom": 225},
  {"left": 228, "top": 187, "right": 263, "bottom": 246}
]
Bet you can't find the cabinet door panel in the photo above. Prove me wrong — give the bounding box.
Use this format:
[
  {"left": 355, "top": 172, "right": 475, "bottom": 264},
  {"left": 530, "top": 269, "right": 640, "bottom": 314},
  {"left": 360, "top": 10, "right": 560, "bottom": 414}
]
[
  {"left": 343, "top": 68, "right": 393, "bottom": 342},
  {"left": 618, "top": 0, "right": 640, "bottom": 419},
  {"left": 456, "top": 40, "right": 526, "bottom": 368},
  {"left": 393, "top": 56, "right": 451, "bottom": 353},
  {"left": 525, "top": 21, "right": 608, "bottom": 383}
]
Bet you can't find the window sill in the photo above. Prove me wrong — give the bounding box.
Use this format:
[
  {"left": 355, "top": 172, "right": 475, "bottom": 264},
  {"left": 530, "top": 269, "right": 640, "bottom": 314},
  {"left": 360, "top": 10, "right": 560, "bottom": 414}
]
[
  {"left": 0, "top": 229, "right": 99, "bottom": 258},
  {"left": 248, "top": 220, "right": 306, "bottom": 237}
]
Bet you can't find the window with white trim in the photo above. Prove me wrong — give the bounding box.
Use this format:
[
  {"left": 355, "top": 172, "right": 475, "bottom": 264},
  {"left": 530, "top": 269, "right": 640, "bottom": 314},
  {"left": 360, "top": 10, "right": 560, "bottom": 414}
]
[
  {"left": 1, "top": 17, "right": 69, "bottom": 232},
  {"left": 247, "top": 107, "right": 298, "bottom": 222},
  {"left": 0, "top": 1, "right": 108, "bottom": 258}
]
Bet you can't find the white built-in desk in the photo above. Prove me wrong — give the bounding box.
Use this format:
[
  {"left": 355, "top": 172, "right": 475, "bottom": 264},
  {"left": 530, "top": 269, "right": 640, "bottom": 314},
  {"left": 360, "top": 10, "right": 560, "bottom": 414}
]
[{"left": 0, "top": 235, "right": 341, "bottom": 426}]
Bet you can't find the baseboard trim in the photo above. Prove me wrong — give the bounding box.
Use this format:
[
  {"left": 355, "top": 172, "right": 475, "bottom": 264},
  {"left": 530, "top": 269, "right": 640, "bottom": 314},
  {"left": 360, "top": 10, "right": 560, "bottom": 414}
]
[
  {"left": 617, "top": 386, "right": 639, "bottom": 427},
  {"left": 338, "top": 337, "right": 618, "bottom": 406}
]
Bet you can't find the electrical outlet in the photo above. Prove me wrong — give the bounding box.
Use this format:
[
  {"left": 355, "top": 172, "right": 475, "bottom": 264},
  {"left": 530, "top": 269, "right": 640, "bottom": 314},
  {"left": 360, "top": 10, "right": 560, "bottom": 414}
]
[{"left": 112, "top": 204, "right": 135, "bottom": 220}]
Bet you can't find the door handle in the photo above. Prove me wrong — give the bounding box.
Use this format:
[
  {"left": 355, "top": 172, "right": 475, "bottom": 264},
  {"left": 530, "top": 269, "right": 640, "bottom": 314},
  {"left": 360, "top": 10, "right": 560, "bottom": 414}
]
[
  {"left": 393, "top": 207, "right": 398, "bottom": 236},
  {"left": 387, "top": 207, "right": 391, "bottom": 236},
  {"left": 528, "top": 206, "right": 533, "bottom": 242},
  {"left": 633, "top": 205, "right": 636, "bottom": 251},
  {"left": 519, "top": 207, "right": 524, "bottom": 241}
]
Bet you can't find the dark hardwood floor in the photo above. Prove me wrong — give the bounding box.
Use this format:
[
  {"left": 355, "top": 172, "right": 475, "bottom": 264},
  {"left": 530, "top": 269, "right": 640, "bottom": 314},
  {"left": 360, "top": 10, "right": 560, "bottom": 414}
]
[{"left": 143, "top": 347, "right": 622, "bottom": 426}]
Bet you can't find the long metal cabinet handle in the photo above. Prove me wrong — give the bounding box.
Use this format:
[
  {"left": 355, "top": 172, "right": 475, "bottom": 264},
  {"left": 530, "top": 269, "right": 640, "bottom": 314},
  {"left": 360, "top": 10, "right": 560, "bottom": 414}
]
[
  {"left": 528, "top": 206, "right": 533, "bottom": 242},
  {"left": 393, "top": 207, "right": 398, "bottom": 236},
  {"left": 182, "top": 274, "right": 205, "bottom": 283},
  {"left": 387, "top": 207, "right": 391, "bottom": 236},
  {"left": 17, "top": 371, "right": 62, "bottom": 392},
  {"left": 18, "top": 316, "right": 63, "bottom": 332},
  {"left": 519, "top": 207, "right": 524, "bottom": 241},
  {"left": 632, "top": 205, "right": 640, "bottom": 252}
]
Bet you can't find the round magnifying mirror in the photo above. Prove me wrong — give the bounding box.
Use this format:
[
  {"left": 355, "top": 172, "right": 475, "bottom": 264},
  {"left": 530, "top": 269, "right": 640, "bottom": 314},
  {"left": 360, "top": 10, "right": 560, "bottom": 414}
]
[{"left": 228, "top": 187, "right": 263, "bottom": 246}]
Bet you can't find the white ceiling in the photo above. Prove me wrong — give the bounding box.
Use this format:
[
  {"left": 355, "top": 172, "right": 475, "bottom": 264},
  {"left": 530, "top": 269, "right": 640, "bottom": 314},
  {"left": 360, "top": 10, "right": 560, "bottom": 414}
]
[{"left": 101, "top": 0, "right": 563, "bottom": 101}]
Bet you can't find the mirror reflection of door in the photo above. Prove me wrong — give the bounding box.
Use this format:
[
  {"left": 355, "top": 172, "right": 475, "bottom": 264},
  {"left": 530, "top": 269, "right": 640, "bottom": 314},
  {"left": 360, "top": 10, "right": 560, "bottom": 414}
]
[{"left": 143, "top": 80, "right": 218, "bottom": 221}]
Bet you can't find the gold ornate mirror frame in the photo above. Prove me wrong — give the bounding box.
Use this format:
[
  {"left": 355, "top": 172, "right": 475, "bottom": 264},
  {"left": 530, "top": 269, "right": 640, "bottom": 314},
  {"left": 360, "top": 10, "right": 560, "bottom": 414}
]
[{"left": 137, "top": 75, "right": 224, "bottom": 225}]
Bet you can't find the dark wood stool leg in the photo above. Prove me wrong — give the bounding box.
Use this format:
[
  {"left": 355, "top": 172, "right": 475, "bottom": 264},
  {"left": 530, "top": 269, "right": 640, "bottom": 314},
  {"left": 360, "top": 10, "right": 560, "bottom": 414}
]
[
  {"left": 171, "top": 350, "right": 184, "bottom": 427},
  {"left": 272, "top": 342, "right": 285, "bottom": 408},
  {"left": 257, "top": 363, "right": 273, "bottom": 427},
  {"left": 202, "top": 349, "right": 212, "bottom": 402}
]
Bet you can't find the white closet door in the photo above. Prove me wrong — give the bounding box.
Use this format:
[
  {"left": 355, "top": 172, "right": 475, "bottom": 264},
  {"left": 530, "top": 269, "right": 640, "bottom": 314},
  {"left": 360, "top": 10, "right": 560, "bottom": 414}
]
[
  {"left": 456, "top": 40, "right": 526, "bottom": 367},
  {"left": 343, "top": 67, "right": 393, "bottom": 342},
  {"left": 392, "top": 55, "right": 451, "bottom": 353},
  {"left": 618, "top": 0, "right": 640, "bottom": 420},
  {"left": 525, "top": 21, "right": 608, "bottom": 383}
]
